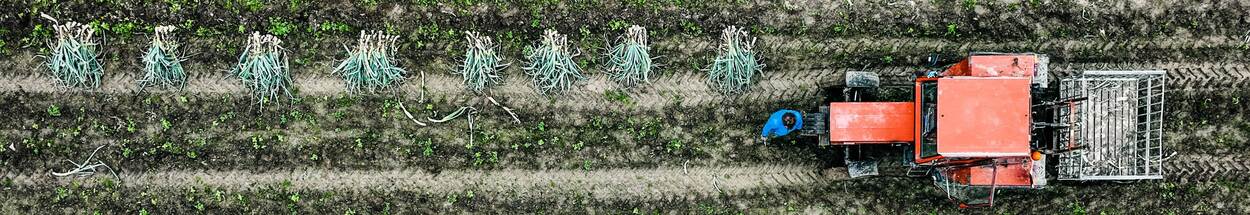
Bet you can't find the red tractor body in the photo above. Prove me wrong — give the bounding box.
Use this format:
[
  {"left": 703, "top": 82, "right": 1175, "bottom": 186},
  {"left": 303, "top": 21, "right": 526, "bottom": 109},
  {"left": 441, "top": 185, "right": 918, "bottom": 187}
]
[
  {"left": 823, "top": 54, "right": 1049, "bottom": 206},
  {"left": 782, "top": 53, "right": 1166, "bottom": 207}
]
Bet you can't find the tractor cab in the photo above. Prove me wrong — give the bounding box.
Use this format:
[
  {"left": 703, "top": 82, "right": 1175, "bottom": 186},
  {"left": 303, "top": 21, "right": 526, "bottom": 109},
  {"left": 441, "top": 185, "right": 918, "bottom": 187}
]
[{"left": 910, "top": 54, "right": 1047, "bottom": 206}]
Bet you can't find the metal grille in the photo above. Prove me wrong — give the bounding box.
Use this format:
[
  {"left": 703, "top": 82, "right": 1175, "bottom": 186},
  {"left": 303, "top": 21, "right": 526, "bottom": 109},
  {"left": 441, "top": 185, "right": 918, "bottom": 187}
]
[{"left": 1055, "top": 71, "right": 1165, "bottom": 180}]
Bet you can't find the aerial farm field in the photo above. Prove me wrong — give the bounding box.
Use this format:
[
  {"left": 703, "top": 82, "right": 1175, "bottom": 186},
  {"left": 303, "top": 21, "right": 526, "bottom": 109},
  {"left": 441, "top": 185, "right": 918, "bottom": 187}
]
[{"left": 1, "top": 0, "right": 1249, "bottom": 213}]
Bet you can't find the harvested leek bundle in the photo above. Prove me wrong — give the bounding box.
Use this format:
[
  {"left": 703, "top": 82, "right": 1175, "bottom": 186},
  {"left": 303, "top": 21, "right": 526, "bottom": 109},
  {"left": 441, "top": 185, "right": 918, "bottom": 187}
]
[
  {"left": 138, "top": 25, "right": 187, "bottom": 90},
  {"left": 706, "top": 26, "right": 764, "bottom": 95},
  {"left": 456, "top": 31, "right": 508, "bottom": 93},
  {"left": 334, "top": 30, "right": 405, "bottom": 93},
  {"left": 232, "top": 32, "right": 292, "bottom": 107},
  {"left": 523, "top": 29, "right": 585, "bottom": 95},
  {"left": 606, "top": 25, "right": 655, "bottom": 88},
  {"left": 45, "top": 21, "right": 103, "bottom": 88}
]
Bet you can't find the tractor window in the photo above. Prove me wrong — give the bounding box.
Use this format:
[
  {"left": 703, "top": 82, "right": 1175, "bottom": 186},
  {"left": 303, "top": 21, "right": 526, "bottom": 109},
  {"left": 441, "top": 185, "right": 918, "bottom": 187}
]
[
  {"left": 934, "top": 168, "right": 995, "bottom": 207},
  {"left": 920, "top": 81, "right": 939, "bottom": 158}
]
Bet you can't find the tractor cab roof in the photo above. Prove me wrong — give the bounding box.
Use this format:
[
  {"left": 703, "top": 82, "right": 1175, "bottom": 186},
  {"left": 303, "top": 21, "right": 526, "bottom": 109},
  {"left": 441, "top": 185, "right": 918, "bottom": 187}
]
[
  {"left": 933, "top": 77, "right": 1033, "bottom": 158},
  {"left": 916, "top": 54, "right": 1039, "bottom": 163}
]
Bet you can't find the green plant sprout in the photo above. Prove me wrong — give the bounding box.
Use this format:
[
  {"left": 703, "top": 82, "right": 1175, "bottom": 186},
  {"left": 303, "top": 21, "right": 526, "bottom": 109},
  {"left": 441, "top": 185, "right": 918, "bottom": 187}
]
[
  {"left": 45, "top": 21, "right": 103, "bottom": 88},
  {"left": 706, "top": 26, "right": 764, "bottom": 95},
  {"left": 606, "top": 25, "right": 655, "bottom": 89},
  {"left": 334, "top": 30, "right": 405, "bottom": 93},
  {"left": 456, "top": 31, "right": 509, "bottom": 93},
  {"left": 232, "top": 32, "right": 292, "bottom": 107},
  {"left": 138, "top": 25, "right": 187, "bottom": 90},
  {"left": 523, "top": 29, "right": 585, "bottom": 95}
]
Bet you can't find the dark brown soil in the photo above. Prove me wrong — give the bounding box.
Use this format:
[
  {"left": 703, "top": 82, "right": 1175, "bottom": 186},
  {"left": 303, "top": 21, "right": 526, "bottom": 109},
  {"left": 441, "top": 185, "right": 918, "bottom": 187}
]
[{"left": 1, "top": 0, "right": 1248, "bottom": 214}]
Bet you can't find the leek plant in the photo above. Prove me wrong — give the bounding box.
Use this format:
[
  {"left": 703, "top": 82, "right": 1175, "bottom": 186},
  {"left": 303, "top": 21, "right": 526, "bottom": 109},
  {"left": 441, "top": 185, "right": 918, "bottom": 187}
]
[
  {"left": 606, "top": 25, "right": 655, "bottom": 89},
  {"left": 334, "top": 30, "right": 405, "bottom": 93},
  {"left": 456, "top": 31, "right": 508, "bottom": 93},
  {"left": 232, "top": 32, "right": 292, "bottom": 107},
  {"left": 523, "top": 29, "right": 585, "bottom": 95},
  {"left": 138, "top": 25, "right": 187, "bottom": 90},
  {"left": 45, "top": 22, "right": 103, "bottom": 88},
  {"left": 706, "top": 26, "right": 764, "bottom": 95}
]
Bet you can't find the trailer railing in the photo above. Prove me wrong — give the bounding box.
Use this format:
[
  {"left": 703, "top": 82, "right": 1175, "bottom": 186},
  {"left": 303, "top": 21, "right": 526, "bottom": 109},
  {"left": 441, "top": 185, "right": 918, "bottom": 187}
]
[{"left": 1055, "top": 71, "right": 1165, "bottom": 180}]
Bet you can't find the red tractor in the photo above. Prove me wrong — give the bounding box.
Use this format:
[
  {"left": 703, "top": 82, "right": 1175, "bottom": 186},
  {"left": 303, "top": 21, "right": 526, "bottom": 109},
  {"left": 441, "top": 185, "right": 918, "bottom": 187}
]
[{"left": 762, "top": 53, "right": 1167, "bottom": 207}]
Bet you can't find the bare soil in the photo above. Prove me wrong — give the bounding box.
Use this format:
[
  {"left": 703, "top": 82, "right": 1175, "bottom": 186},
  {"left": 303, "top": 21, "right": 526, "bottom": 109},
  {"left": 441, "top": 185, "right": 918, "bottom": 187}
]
[{"left": 1, "top": 0, "right": 1248, "bottom": 214}]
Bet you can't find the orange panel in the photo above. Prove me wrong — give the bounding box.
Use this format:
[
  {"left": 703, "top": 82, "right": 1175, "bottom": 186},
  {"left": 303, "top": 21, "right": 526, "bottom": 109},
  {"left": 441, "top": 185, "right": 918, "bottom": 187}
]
[
  {"left": 935, "top": 78, "right": 1032, "bottom": 157},
  {"left": 942, "top": 55, "right": 1037, "bottom": 78},
  {"left": 948, "top": 160, "right": 1035, "bottom": 186},
  {"left": 828, "top": 102, "right": 915, "bottom": 144}
]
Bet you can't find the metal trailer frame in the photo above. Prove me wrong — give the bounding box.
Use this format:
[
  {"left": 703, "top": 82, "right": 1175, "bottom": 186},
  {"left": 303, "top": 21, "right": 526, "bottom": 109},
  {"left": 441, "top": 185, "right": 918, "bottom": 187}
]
[{"left": 1055, "top": 70, "right": 1166, "bottom": 180}]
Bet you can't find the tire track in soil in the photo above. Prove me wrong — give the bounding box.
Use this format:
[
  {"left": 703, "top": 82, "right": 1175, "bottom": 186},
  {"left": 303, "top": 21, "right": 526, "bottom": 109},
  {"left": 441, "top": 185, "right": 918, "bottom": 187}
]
[
  {"left": 2, "top": 62, "right": 1247, "bottom": 112},
  {"left": 0, "top": 119, "right": 798, "bottom": 173},
  {"left": 665, "top": 36, "right": 1250, "bottom": 70},
  {"left": 4, "top": 154, "right": 1245, "bottom": 209},
  {"left": 1049, "top": 62, "right": 1250, "bottom": 91},
  {"left": 1167, "top": 154, "right": 1250, "bottom": 182},
  {"left": 3, "top": 164, "right": 845, "bottom": 201}
]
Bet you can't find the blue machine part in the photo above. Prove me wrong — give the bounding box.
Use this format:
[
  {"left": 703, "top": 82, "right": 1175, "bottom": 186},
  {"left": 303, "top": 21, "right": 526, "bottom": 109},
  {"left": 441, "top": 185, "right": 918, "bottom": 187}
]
[{"left": 761, "top": 109, "right": 803, "bottom": 138}]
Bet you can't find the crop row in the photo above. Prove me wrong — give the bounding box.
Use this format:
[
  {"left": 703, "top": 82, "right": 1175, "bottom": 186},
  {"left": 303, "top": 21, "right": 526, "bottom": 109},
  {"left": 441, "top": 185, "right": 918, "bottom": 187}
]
[{"left": 36, "top": 16, "right": 782, "bottom": 106}]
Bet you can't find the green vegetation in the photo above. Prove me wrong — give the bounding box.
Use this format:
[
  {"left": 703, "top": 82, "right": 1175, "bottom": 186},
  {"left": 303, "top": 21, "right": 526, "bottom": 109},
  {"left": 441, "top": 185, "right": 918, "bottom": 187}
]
[
  {"left": 232, "top": 32, "right": 292, "bottom": 107},
  {"left": 46, "top": 104, "right": 61, "bottom": 117},
  {"left": 88, "top": 20, "right": 139, "bottom": 40},
  {"left": 333, "top": 30, "right": 405, "bottom": 93},
  {"left": 267, "top": 18, "right": 294, "bottom": 37},
  {"left": 138, "top": 26, "right": 187, "bottom": 90},
  {"left": 603, "top": 90, "right": 632, "bottom": 105},
  {"left": 606, "top": 25, "right": 655, "bottom": 88},
  {"left": 313, "top": 20, "right": 351, "bottom": 37},
  {"left": 456, "top": 31, "right": 508, "bottom": 93},
  {"left": 523, "top": 29, "right": 585, "bottom": 94},
  {"left": 706, "top": 26, "right": 763, "bottom": 94},
  {"left": 946, "top": 23, "right": 960, "bottom": 37},
  {"left": 44, "top": 22, "right": 103, "bottom": 88}
]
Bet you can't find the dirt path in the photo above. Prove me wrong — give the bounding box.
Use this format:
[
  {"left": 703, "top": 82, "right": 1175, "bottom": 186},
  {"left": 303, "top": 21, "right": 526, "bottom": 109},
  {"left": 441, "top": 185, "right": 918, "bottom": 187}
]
[
  {"left": 4, "top": 164, "right": 842, "bottom": 201},
  {"left": 5, "top": 153, "right": 1245, "bottom": 199}
]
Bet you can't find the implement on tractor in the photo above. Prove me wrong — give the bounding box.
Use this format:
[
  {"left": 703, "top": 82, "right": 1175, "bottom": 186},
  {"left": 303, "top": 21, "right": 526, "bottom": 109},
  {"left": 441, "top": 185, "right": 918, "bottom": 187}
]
[{"left": 764, "top": 53, "right": 1167, "bottom": 207}]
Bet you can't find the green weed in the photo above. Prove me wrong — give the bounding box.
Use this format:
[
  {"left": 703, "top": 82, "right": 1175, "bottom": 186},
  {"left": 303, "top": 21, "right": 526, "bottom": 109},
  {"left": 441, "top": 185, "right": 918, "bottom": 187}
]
[
  {"left": 243, "top": 0, "right": 264, "bottom": 11},
  {"left": 126, "top": 119, "right": 136, "bottom": 132},
  {"left": 603, "top": 90, "right": 632, "bottom": 105},
  {"left": 666, "top": 139, "right": 684, "bottom": 153},
  {"left": 46, "top": 104, "right": 61, "bottom": 117},
  {"left": 318, "top": 21, "right": 351, "bottom": 34},
  {"left": 267, "top": 18, "right": 294, "bottom": 36},
  {"left": 421, "top": 138, "right": 434, "bottom": 156},
  {"left": 945, "top": 23, "right": 959, "bottom": 37},
  {"left": 608, "top": 19, "right": 629, "bottom": 31}
]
